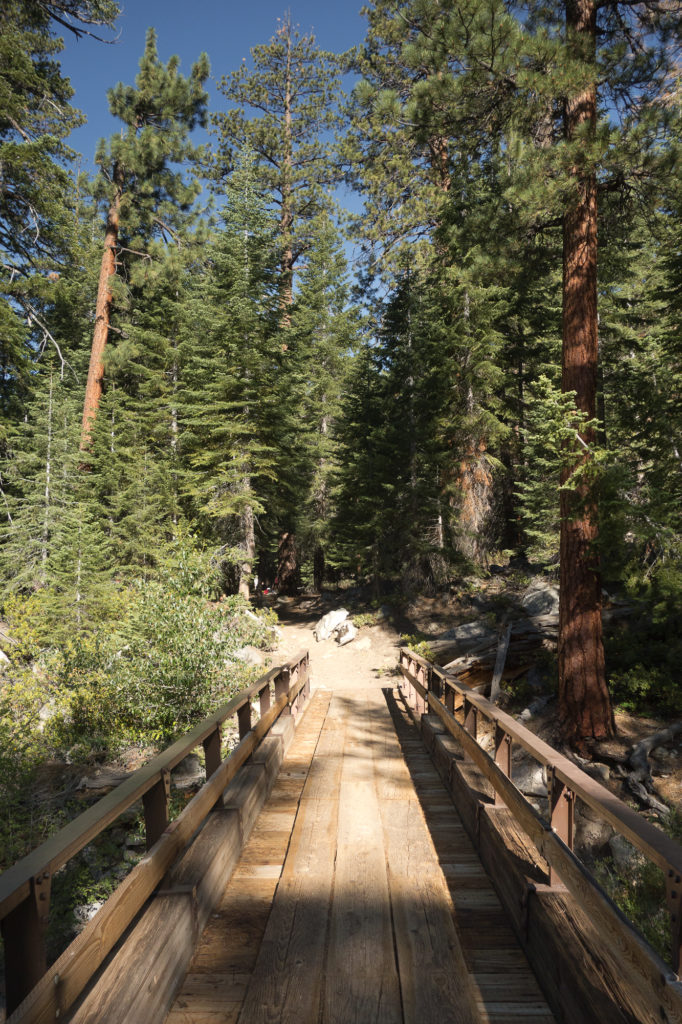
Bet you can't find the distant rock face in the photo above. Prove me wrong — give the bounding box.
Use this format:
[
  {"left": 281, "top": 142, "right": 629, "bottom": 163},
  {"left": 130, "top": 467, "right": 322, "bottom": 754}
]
[
  {"left": 313, "top": 608, "right": 348, "bottom": 642},
  {"left": 521, "top": 579, "right": 560, "bottom": 617}
]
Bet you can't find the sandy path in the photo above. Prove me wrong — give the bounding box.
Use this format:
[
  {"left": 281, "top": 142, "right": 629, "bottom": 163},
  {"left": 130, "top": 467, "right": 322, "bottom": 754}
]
[{"left": 272, "top": 603, "right": 401, "bottom": 691}]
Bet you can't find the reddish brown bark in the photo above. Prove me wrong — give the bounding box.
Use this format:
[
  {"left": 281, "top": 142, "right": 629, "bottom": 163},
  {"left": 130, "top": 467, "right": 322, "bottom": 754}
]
[
  {"left": 80, "top": 163, "right": 123, "bottom": 451},
  {"left": 559, "top": 0, "right": 614, "bottom": 747},
  {"left": 428, "top": 134, "right": 451, "bottom": 194},
  {"left": 277, "top": 531, "right": 300, "bottom": 595},
  {"left": 279, "top": 18, "right": 294, "bottom": 321}
]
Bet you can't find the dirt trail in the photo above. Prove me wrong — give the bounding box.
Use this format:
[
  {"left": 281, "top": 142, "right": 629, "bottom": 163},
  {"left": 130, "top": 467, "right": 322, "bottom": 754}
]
[{"left": 271, "top": 600, "right": 401, "bottom": 691}]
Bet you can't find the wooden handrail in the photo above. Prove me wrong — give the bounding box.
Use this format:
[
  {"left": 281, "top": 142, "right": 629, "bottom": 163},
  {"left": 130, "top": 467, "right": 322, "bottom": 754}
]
[
  {"left": 0, "top": 650, "right": 310, "bottom": 1019},
  {"left": 399, "top": 647, "right": 682, "bottom": 981}
]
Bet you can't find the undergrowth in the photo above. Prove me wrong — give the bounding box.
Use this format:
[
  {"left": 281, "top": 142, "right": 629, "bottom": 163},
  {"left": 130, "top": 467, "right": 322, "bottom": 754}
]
[{"left": 593, "top": 810, "right": 682, "bottom": 965}]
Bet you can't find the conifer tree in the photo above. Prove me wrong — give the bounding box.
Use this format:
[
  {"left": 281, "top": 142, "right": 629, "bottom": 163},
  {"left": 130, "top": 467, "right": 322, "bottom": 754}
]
[
  {"left": 81, "top": 29, "right": 209, "bottom": 448},
  {"left": 211, "top": 14, "right": 346, "bottom": 315},
  {"left": 267, "top": 214, "right": 358, "bottom": 591},
  {"left": 0, "top": 1, "right": 118, "bottom": 419},
  {"left": 179, "top": 152, "right": 279, "bottom": 596}
]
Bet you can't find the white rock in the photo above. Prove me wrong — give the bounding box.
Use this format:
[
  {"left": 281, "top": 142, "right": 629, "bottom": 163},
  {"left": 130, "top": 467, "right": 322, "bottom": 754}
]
[
  {"left": 0, "top": 649, "right": 10, "bottom": 667},
  {"left": 37, "top": 699, "right": 59, "bottom": 733},
  {"left": 234, "top": 645, "right": 266, "bottom": 667},
  {"left": 521, "top": 580, "right": 560, "bottom": 617},
  {"left": 74, "top": 901, "right": 103, "bottom": 927},
  {"left": 313, "top": 608, "right": 348, "bottom": 642},
  {"left": 512, "top": 761, "right": 547, "bottom": 797},
  {"left": 355, "top": 636, "right": 372, "bottom": 651},
  {"left": 335, "top": 621, "right": 357, "bottom": 646}
]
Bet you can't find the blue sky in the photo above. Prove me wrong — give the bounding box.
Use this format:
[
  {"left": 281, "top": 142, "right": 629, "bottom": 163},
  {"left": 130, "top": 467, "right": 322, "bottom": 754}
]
[{"left": 62, "top": 1, "right": 367, "bottom": 170}]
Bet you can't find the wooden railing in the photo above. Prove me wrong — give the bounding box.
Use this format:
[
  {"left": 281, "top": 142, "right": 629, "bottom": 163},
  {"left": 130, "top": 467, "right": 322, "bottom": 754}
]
[
  {"left": 0, "top": 650, "right": 310, "bottom": 1020},
  {"left": 399, "top": 648, "right": 682, "bottom": 986}
]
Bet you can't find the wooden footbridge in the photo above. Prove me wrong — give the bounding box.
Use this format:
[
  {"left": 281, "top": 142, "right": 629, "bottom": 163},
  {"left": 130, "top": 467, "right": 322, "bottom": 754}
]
[{"left": 2, "top": 649, "right": 682, "bottom": 1024}]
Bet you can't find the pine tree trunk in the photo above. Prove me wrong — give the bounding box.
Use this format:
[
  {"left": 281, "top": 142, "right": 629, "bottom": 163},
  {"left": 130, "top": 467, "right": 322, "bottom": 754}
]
[
  {"left": 558, "top": 0, "right": 613, "bottom": 747},
  {"left": 42, "top": 368, "right": 54, "bottom": 576},
  {"left": 313, "top": 545, "right": 325, "bottom": 593},
  {"left": 80, "top": 163, "right": 123, "bottom": 450},
  {"left": 239, "top": 501, "right": 255, "bottom": 599},
  {"left": 279, "top": 20, "right": 294, "bottom": 320},
  {"left": 277, "top": 531, "right": 300, "bottom": 595}
]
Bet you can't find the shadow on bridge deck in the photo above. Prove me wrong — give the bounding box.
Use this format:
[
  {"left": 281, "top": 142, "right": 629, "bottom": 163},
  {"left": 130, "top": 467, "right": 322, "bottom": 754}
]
[{"left": 164, "top": 685, "right": 556, "bottom": 1024}]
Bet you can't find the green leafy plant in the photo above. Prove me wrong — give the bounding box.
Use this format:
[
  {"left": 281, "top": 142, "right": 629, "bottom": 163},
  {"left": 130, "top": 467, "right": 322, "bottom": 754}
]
[{"left": 400, "top": 633, "right": 435, "bottom": 662}]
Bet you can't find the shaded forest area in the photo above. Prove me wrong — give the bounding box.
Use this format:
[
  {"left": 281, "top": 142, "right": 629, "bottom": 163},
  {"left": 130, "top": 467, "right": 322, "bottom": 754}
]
[{"left": 1, "top": 0, "right": 681, "bottom": 865}]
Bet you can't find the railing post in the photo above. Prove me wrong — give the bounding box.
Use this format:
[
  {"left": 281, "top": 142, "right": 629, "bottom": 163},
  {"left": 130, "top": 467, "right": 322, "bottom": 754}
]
[
  {"left": 291, "top": 659, "right": 302, "bottom": 718},
  {"left": 548, "top": 769, "right": 574, "bottom": 886},
  {"left": 417, "top": 664, "right": 427, "bottom": 715},
  {"left": 143, "top": 769, "right": 170, "bottom": 850},
  {"left": 275, "top": 666, "right": 291, "bottom": 710},
  {"left": 202, "top": 725, "right": 222, "bottom": 779},
  {"left": 258, "top": 681, "right": 271, "bottom": 718},
  {"left": 1, "top": 872, "right": 51, "bottom": 1015},
  {"left": 302, "top": 653, "right": 310, "bottom": 700},
  {"left": 237, "top": 699, "right": 252, "bottom": 738},
  {"left": 444, "top": 681, "right": 455, "bottom": 715},
  {"left": 464, "top": 698, "right": 478, "bottom": 739},
  {"left": 494, "top": 726, "right": 512, "bottom": 807},
  {"left": 666, "top": 871, "right": 682, "bottom": 974},
  {"left": 462, "top": 698, "right": 478, "bottom": 761}
]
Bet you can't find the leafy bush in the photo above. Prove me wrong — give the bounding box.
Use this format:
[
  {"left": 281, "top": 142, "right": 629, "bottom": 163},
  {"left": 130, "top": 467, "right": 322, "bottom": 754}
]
[
  {"left": 593, "top": 813, "right": 682, "bottom": 966},
  {"left": 351, "top": 611, "right": 381, "bottom": 628},
  {"left": 108, "top": 586, "right": 273, "bottom": 742},
  {"left": 400, "top": 633, "right": 435, "bottom": 662}
]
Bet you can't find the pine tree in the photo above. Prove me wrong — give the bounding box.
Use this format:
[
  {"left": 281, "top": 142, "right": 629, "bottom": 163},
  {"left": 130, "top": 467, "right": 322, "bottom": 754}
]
[
  {"left": 211, "top": 14, "right": 346, "bottom": 315},
  {"left": 0, "top": 0, "right": 118, "bottom": 421},
  {"left": 179, "top": 151, "right": 279, "bottom": 595},
  {"left": 81, "top": 29, "right": 209, "bottom": 447},
  {"left": 267, "top": 214, "right": 358, "bottom": 591}
]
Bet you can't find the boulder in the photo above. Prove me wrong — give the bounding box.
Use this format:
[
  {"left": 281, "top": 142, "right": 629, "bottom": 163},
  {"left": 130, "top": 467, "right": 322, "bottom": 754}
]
[
  {"left": 512, "top": 760, "right": 547, "bottom": 798},
  {"left": 234, "top": 644, "right": 267, "bottom": 667},
  {"left": 74, "top": 901, "right": 104, "bottom": 929},
  {"left": 313, "top": 608, "right": 348, "bottom": 642},
  {"left": 521, "top": 579, "right": 560, "bottom": 617},
  {"left": 335, "top": 621, "right": 357, "bottom": 646},
  {"left": 609, "top": 833, "right": 645, "bottom": 873},
  {"left": 437, "top": 621, "right": 494, "bottom": 646},
  {"left": 172, "top": 752, "right": 204, "bottom": 789},
  {"left": 584, "top": 762, "right": 610, "bottom": 784}
]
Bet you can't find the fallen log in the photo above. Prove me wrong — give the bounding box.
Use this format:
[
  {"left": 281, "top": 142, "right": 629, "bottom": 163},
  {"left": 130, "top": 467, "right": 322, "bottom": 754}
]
[
  {"left": 624, "top": 721, "right": 682, "bottom": 816},
  {"left": 489, "top": 622, "right": 512, "bottom": 702}
]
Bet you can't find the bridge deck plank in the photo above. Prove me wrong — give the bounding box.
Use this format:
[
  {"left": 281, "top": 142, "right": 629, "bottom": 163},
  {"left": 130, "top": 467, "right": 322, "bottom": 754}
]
[{"left": 165, "top": 686, "right": 556, "bottom": 1024}]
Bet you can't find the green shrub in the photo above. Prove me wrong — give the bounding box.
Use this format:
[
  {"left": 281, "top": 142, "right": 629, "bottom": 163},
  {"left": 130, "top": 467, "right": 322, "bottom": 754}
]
[{"left": 400, "top": 633, "right": 435, "bottom": 662}]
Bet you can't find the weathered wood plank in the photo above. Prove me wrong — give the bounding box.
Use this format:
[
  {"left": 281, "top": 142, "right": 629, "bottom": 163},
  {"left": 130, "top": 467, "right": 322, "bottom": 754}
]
[
  {"left": 236, "top": 795, "right": 338, "bottom": 1023},
  {"left": 226, "top": 693, "right": 340, "bottom": 1024},
  {"left": 323, "top": 774, "right": 402, "bottom": 1024},
  {"left": 380, "top": 797, "right": 481, "bottom": 1024}
]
